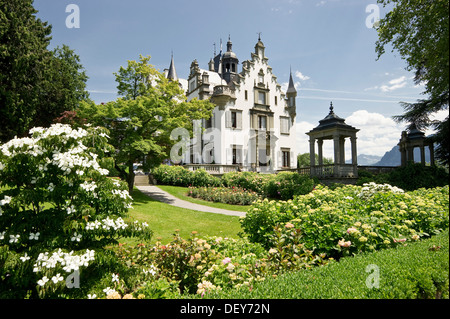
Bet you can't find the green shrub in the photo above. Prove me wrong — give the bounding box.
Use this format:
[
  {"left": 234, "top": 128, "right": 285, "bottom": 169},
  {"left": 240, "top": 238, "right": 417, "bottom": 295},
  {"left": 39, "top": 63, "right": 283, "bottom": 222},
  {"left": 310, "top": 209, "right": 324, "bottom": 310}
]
[
  {"left": 188, "top": 186, "right": 261, "bottom": 205},
  {"left": 221, "top": 171, "right": 272, "bottom": 195},
  {"left": 241, "top": 183, "right": 449, "bottom": 258},
  {"left": 265, "top": 172, "right": 316, "bottom": 200},
  {"left": 201, "top": 230, "right": 449, "bottom": 299},
  {"left": 386, "top": 163, "right": 449, "bottom": 191},
  {"left": 152, "top": 165, "right": 221, "bottom": 187}
]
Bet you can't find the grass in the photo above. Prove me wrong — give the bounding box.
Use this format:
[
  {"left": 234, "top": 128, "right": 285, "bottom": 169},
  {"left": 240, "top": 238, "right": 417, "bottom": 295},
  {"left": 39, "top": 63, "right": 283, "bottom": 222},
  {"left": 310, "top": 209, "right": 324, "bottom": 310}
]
[
  {"left": 157, "top": 185, "right": 251, "bottom": 212},
  {"left": 122, "top": 187, "right": 243, "bottom": 245}
]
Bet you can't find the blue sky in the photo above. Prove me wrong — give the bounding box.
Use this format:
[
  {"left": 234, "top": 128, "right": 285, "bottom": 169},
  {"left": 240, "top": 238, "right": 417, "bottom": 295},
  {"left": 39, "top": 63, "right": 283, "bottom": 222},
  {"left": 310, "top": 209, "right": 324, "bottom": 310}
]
[{"left": 33, "top": 0, "right": 444, "bottom": 158}]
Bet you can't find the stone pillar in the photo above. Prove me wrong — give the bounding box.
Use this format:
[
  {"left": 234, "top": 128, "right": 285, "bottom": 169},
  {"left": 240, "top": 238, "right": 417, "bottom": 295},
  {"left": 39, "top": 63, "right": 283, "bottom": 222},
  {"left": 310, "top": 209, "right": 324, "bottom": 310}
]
[
  {"left": 351, "top": 136, "right": 358, "bottom": 177},
  {"left": 429, "top": 143, "right": 435, "bottom": 166},
  {"left": 333, "top": 135, "right": 340, "bottom": 176},
  {"left": 309, "top": 138, "right": 315, "bottom": 175},
  {"left": 317, "top": 139, "right": 323, "bottom": 166},
  {"left": 339, "top": 137, "right": 346, "bottom": 165},
  {"left": 420, "top": 144, "right": 426, "bottom": 165}
]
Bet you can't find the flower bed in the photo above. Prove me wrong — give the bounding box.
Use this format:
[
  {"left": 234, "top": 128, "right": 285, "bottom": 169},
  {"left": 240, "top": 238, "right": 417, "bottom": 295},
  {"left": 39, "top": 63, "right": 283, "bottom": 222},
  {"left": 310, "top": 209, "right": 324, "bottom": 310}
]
[
  {"left": 241, "top": 183, "right": 449, "bottom": 258},
  {"left": 187, "top": 186, "right": 261, "bottom": 205}
]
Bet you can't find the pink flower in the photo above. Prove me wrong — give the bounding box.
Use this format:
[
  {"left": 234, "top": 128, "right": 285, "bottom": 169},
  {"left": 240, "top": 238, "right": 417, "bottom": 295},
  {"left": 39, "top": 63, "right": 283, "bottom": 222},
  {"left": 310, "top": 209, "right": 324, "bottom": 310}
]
[
  {"left": 338, "top": 239, "right": 351, "bottom": 248},
  {"left": 393, "top": 238, "right": 406, "bottom": 243},
  {"left": 347, "top": 227, "right": 358, "bottom": 234},
  {"left": 222, "top": 257, "right": 231, "bottom": 265}
]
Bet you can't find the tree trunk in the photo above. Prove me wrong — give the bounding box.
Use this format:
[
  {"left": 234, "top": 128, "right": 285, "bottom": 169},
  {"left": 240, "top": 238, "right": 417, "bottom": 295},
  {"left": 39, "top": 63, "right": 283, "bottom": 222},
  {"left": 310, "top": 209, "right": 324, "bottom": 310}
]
[{"left": 126, "top": 162, "right": 135, "bottom": 194}]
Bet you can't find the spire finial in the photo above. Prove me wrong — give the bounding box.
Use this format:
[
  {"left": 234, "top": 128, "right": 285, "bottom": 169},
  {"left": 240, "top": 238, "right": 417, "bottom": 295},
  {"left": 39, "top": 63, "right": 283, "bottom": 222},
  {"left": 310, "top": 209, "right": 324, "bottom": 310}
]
[
  {"left": 330, "top": 101, "right": 334, "bottom": 113},
  {"left": 257, "top": 32, "right": 262, "bottom": 41},
  {"left": 213, "top": 42, "right": 216, "bottom": 56}
]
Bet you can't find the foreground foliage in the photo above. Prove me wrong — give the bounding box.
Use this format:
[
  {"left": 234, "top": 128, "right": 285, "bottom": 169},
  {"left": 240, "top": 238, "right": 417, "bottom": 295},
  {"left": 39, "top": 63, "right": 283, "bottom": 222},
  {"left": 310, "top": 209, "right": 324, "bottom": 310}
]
[{"left": 0, "top": 124, "right": 152, "bottom": 298}]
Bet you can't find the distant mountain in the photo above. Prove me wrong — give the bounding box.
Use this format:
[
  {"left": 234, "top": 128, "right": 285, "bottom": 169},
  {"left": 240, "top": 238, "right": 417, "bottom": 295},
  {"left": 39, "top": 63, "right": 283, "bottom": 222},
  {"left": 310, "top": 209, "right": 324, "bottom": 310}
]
[
  {"left": 373, "top": 144, "right": 433, "bottom": 166},
  {"left": 374, "top": 145, "right": 401, "bottom": 166}
]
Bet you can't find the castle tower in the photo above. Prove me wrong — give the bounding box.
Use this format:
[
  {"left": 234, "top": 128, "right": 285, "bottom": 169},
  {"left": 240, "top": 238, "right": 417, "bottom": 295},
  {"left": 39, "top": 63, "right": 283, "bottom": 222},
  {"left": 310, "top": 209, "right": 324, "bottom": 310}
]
[{"left": 221, "top": 36, "right": 239, "bottom": 83}]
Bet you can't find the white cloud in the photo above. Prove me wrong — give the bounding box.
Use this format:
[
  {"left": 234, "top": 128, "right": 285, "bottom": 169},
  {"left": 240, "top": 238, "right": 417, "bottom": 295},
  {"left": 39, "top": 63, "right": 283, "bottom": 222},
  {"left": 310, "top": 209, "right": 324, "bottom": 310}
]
[
  {"left": 295, "top": 110, "right": 405, "bottom": 159},
  {"left": 295, "top": 71, "right": 310, "bottom": 81},
  {"left": 366, "top": 76, "right": 408, "bottom": 92}
]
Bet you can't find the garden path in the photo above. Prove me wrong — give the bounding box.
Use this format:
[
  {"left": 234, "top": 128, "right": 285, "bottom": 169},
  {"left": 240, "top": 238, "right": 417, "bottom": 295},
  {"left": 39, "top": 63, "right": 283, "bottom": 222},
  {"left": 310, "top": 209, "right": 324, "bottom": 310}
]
[{"left": 136, "top": 185, "right": 246, "bottom": 217}]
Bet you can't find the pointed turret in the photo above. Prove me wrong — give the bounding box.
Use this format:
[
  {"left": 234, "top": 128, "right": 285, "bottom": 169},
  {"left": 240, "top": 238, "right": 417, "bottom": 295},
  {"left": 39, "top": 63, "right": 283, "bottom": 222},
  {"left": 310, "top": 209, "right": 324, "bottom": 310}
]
[
  {"left": 167, "top": 53, "right": 178, "bottom": 81},
  {"left": 287, "top": 69, "right": 297, "bottom": 94},
  {"left": 286, "top": 68, "right": 297, "bottom": 122}
]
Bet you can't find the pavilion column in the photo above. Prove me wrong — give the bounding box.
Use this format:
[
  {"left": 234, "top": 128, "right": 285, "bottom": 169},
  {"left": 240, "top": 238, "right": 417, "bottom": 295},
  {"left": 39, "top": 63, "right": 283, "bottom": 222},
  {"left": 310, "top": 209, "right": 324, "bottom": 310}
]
[
  {"left": 317, "top": 139, "right": 323, "bottom": 166},
  {"left": 420, "top": 144, "right": 426, "bottom": 165},
  {"left": 309, "top": 138, "right": 316, "bottom": 175},
  {"left": 429, "top": 143, "right": 435, "bottom": 166},
  {"left": 351, "top": 136, "right": 358, "bottom": 177},
  {"left": 339, "top": 137, "right": 346, "bottom": 165},
  {"left": 333, "top": 135, "right": 340, "bottom": 176}
]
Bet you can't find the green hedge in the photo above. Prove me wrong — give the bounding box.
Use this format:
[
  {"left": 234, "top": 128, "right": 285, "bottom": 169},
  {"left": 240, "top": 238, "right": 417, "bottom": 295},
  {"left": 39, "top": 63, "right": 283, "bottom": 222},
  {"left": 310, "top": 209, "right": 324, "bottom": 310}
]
[
  {"left": 199, "top": 230, "right": 449, "bottom": 299},
  {"left": 153, "top": 166, "right": 318, "bottom": 201},
  {"left": 152, "top": 165, "right": 222, "bottom": 187}
]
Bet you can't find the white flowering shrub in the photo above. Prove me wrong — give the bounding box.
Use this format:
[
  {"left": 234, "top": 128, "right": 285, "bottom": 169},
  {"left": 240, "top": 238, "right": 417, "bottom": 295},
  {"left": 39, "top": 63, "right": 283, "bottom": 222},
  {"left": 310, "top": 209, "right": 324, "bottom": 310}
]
[{"left": 0, "top": 124, "right": 152, "bottom": 298}]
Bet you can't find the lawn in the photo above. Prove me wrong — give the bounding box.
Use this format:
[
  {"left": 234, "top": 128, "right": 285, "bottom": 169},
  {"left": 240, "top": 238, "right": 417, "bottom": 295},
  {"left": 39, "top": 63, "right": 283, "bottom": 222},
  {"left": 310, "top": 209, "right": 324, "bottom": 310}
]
[
  {"left": 157, "top": 185, "right": 251, "bottom": 212},
  {"left": 122, "top": 187, "right": 243, "bottom": 245}
]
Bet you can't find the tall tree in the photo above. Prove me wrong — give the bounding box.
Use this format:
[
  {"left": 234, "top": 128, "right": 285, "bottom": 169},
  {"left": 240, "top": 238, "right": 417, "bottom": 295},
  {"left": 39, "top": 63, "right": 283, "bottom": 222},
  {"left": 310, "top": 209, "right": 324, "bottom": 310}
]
[
  {"left": 375, "top": 0, "right": 449, "bottom": 165},
  {"left": 35, "top": 45, "right": 90, "bottom": 128},
  {"left": 79, "top": 56, "right": 215, "bottom": 192},
  {"left": 0, "top": 1, "right": 89, "bottom": 143},
  {"left": 0, "top": 0, "right": 52, "bottom": 142}
]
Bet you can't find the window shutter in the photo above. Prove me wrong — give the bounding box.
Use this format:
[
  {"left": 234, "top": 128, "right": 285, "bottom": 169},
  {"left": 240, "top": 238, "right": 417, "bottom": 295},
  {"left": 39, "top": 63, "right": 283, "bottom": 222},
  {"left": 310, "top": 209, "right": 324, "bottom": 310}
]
[
  {"left": 277, "top": 151, "right": 282, "bottom": 168},
  {"left": 290, "top": 151, "right": 294, "bottom": 168},
  {"left": 226, "top": 148, "right": 232, "bottom": 164},
  {"left": 236, "top": 111, "right": 242, "bottom": 129},
  {"left": 225, "top": 111, "right": 231, "bottom": 128}
]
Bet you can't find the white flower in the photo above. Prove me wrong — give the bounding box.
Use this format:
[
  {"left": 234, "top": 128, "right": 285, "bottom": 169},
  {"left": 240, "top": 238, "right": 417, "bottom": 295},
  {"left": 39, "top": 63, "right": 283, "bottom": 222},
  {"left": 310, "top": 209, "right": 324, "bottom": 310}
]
[
  {"left": 0, "top": 196, "right": 12, "bottom": 206},
  {"left": 87, "top": 294, "right": 97, "bottom": 299},
  {"left": 0, "top": 162, "right": 4, "bottom": 170},
  {"left": 29, "top": 232, "right": 40, "bottom": 240},
  {"left": 20, "top": 253, "right": 31, "bottom": 262},
  {"left": 47, "top": 183, "right": 55, "bottom": 192},
  {"left": 9, "top": 234, "right": 20, "bottom": 243},
  {"left": 37, "top": 276, "right": 49, "bottom": 287},
  {"left": 71, "top": 232, "right": 82, "bottom": 242},
  {"left": 0, "top": 231, "right": 5, "bottom": 240},
  {"left": 66, "top": 205, "right": 76, "bottom": 215},
  {"left": 103, "top": 287, "right": 116, "bottom": 295},
  {"left": 80, "top": 181, "right": 97, "bottom": 192},
  {"left": 51, "top": 273, "right": 64, "bottom": 284},
  {"left": 112, "top": 273, "right": 119, "bottom": 283}
]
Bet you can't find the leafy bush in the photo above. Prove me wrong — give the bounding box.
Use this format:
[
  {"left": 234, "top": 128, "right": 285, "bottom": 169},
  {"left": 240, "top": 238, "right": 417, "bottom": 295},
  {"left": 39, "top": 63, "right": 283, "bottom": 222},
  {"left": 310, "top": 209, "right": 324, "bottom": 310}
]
[
  {"left": 205, "top": 230, "right": 449, "bottom": 299},
  {"left": 221, "top": 171, "right": 271, "bottom": 195},
  {"left": 152, "top": 165, "right": 221, "bottom": 187},
  {"left": 0, "top": 124, "right": 152, "bottom": 299},
  {"left": 358, "top": 163, "right": 449, "bottom": 190},
  {"left": 187, "top": 186, "right": 261, "bottom": 205},
  {"left": 265, "top": 171, "right": 317, "bottom": 200},
  {"left": 241, "top": 183, "right": 449, "bottom": 258}
]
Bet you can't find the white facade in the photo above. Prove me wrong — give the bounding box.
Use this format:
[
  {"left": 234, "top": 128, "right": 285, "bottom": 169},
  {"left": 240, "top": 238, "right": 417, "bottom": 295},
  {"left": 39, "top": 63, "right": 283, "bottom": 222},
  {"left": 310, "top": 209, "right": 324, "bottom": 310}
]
[{"left": 167, "top": 37, "right": 298, "bottom": 172}]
